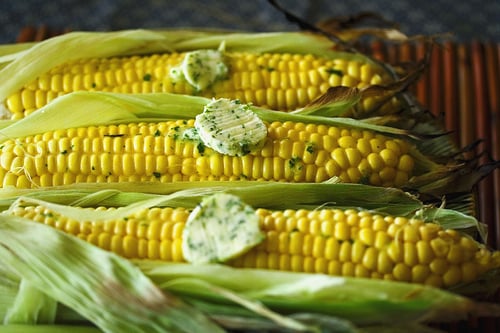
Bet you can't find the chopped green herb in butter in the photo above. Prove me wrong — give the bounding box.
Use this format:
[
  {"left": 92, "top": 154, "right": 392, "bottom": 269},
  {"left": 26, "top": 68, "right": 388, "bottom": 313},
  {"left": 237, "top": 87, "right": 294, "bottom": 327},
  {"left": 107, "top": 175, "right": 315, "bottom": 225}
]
[
  {"left": 179, "top": 127, "right": 199, "bottom": 141},
  {"left": 182, "top": 193, "right": 265, "bottom": 264},
  {"left": 195, "top": 98, "right": 267, "bottom": 156},
  {"left": 170, "top": 48, "right": 228, "bottom": 91}
]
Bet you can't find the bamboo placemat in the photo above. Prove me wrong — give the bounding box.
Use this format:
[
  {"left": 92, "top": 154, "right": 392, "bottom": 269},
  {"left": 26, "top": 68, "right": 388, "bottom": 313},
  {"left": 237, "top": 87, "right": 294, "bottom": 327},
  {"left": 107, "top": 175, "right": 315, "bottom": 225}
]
[
  {"left": 364, "top": 40, "right": 500, "bottom": 250},
  {"left": 14, "top": 26, "right": 500, "bottom": 332}
]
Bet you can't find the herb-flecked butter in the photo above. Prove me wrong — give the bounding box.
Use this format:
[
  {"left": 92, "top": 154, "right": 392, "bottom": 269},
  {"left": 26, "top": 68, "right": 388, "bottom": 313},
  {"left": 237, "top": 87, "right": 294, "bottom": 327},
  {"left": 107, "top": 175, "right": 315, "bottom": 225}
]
[
  {"left": 182, "top": 193, "right": 265, "bottom": 264},
  {"left": 195, "top": 98, "right": 267, "bottom": 156},
  {"left": 170, "top": 49, "right": 228, "bottom": 91}
]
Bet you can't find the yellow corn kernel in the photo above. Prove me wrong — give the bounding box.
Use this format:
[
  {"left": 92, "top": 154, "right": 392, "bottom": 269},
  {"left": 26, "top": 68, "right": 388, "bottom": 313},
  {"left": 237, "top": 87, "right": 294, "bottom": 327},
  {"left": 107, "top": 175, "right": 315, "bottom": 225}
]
[
  {"left": 334, "top": 221, "right": 350, "bottom": 241},
  {"left": 442, "top": 265, "right": 462, "bottom": 287},
  {"left": 393, "top": 263, "right": 412, "bottom": 282},
  {"left": 362, "top": 247, "right": 378, "bottom": 271},
  {"left": 339, "top": 241, "right": 352, "bottom": 262},
  {"left": 416, "top": 240, "right": 434, "bottom": 264},
  {"left": 411, "top": 264, "right": 431, "bottom": 283}
]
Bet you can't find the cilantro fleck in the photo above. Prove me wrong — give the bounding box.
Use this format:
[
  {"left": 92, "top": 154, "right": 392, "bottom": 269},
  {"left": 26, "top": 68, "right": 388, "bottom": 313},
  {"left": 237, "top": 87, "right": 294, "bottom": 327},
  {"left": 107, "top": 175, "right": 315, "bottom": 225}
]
[
  {"left": 154, "top": 129, "right": 161, "bottom": 137},
  {"left": 61, "top": 150, "right": 68, "bottom": 155},
  {"left": 143, "top": 73, "right": 152, "bottom": 81},
  {"left": 240, "top": 142, "right": 251, "bottom": 156},
  {"left": 153, "top": 172, "right": 161, "bottom": 179},
  {"left": 197, "top": 142, "right": 205, "bottom": 155},
  {"left": 325, "top": 68, "right": 343, "bottom": 76},
  {"left": 259, "top": 65, "right": 275, "bottom": 72},
  {"left": 288, "top": 157, "right": 301, "bottom": 169},
  {"left": 359, "top": 174, "right": 370, "bottom": 185}
]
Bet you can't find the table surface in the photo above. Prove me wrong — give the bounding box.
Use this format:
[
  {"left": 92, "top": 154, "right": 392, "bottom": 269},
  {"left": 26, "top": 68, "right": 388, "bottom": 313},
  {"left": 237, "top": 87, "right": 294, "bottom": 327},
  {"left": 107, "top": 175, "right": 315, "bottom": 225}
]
[{"left": 1, "top": 0, "right": 500, "bottom": 44}]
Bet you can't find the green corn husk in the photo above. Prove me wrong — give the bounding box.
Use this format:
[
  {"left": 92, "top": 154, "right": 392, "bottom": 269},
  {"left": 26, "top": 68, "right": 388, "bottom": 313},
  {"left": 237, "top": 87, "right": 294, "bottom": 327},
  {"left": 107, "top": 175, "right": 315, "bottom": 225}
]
[
  {"left": 2, "top": 183, "right": 499, "bottom": 294},
  {"left": 0, "top": 29, "right": 384, "bottom": 109},
  {"left": 0, "top": 325, "right": 102, "bottom": 333},
  {"left": 0, "top": 91, "right": 406, "bottom": 136},
  {"left": 4, "top": 279, "right": 57, "bottom": 324},
  {"left": 0, "top": 182, "right": 485, "bottom": 239},
  {"left": 12, "top": 184, "right": 500, "bottom": 294},
  {"left": 0, "top": 90, "right": 490, "bottom": 205},
  {"left": 0, "top": 214, "right": 225, "bottom": 333},
  {"left": 0, "top": 30, "right": 170, "bottom": 103},
  {"left": 136, "top": 261, "right": 500, "bottom": 325},
  {"left": 0, "top": 214, "right": 422, "bottom": 333},
  {"left": 0, "top": 212, "right": 499, "bottom": 333}
]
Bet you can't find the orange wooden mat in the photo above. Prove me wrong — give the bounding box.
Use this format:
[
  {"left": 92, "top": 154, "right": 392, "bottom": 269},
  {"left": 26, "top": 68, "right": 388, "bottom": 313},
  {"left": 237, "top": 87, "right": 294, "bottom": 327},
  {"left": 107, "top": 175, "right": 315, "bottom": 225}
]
[
  {"left": 362, "top": 40, "right": 500, "bottom": 251},
  {"left": 366, "top": 41, "right": 500, "bottom": 332},
  {"left": 14, "top": 26, "right": 500, "bottom": 332}
]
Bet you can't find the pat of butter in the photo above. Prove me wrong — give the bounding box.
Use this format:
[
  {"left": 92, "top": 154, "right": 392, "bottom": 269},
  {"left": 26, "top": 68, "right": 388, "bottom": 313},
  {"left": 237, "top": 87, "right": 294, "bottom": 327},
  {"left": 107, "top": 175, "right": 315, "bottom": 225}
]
[
  {"left": 170, "top": 49, "right": 228, "bottom": 91},
  {"left": 195, "top": 98, "right": 267, "bottom": 156},
  {"left": 182, "top": 193, "right": 265, "bottom": 264}
]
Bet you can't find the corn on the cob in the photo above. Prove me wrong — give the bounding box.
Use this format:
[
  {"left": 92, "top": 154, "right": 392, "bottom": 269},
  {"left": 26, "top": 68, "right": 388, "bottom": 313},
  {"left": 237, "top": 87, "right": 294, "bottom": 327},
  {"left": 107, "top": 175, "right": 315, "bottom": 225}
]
[
  {"left": 8, "top": 204, "right": 500, "bottom": 288},
  {"left": 0, "top": 119, "right": 415, "bottom": 189},
  {"left": 4, "top": 51, "right": 397, "bottom": 120}
]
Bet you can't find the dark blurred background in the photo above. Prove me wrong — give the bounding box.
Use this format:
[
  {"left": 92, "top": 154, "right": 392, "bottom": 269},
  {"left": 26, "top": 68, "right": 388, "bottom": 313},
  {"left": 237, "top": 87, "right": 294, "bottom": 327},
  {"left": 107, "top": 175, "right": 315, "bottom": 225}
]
[{"left": 0, "top": 0, "right": 498, "bottom": 44}]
